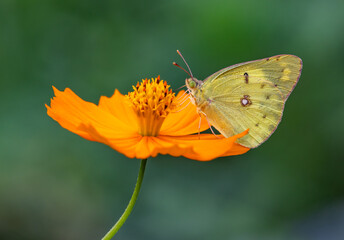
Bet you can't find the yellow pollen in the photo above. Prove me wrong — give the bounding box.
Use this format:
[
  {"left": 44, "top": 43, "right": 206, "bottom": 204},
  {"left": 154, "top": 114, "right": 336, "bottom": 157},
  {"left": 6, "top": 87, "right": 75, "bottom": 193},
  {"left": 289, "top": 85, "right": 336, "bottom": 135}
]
[{"left": 126, "top": 76, "right": 175, "bottom": 136}]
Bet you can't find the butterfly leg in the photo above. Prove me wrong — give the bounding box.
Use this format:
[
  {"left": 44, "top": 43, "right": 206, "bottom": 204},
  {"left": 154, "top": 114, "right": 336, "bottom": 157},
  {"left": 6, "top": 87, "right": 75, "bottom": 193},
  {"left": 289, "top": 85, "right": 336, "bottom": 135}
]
[
  {"left": 199, "top": 110, "right": 220, "bottom": 139},
  {"left": 198, "top": 113, "right": 202, "bottom": 140},
  {"left": 175, "top": 90, "right": 190, "bottom": 106},
  {"left": 206, "top": 117, "right": 220, "bottom": 139},
  {"left": 173, "top": 100, "right": 191, "bottom": 113}
]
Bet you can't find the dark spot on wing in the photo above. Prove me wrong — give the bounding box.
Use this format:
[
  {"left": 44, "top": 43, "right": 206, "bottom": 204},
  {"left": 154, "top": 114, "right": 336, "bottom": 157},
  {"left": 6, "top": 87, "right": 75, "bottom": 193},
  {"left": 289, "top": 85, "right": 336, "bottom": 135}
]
[
  {"left": 261, "top": 84, "right": 265, "bottom": 89},
  {"left": 274, "top": 84, "right": 278, "bottom": 87},
  {"left": 255, "top": 123, "right": 259, "bottom": 127},
  {"left": 240, "top": 95, "right": 252, "bottom": 107},
  {"left": 244, "top": 72, "right": 249, "bottom": 84},
  {"left": 266, "top": 95, "right": 270, "bottom": 100},
  {"left": 266, "top": 58, "right": 270, "bottom": 61},
  {"left": 262, "top": 114, "right": 266, "bottom": 118}
]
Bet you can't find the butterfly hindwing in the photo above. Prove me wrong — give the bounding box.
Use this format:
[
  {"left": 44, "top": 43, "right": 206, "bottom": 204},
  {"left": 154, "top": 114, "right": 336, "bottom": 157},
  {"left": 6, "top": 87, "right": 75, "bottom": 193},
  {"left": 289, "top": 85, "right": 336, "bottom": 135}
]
[{"left": 201, "top": 79, "right": 284, "bottom": 148}]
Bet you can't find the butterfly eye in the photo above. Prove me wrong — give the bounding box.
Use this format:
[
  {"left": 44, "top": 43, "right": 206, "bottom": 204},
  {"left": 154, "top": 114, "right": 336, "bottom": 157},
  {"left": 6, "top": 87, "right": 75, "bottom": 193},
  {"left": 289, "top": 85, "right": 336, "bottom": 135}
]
[{"left": 188, "top": 80, "right": 196, "bottom": 88}]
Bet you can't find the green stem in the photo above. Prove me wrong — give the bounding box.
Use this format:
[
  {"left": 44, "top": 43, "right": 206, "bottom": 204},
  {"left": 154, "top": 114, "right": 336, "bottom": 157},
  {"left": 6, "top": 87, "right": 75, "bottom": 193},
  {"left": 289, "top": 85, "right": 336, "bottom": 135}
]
[{"left": 102, "top": 158, "right": 147, "bottom": 240}]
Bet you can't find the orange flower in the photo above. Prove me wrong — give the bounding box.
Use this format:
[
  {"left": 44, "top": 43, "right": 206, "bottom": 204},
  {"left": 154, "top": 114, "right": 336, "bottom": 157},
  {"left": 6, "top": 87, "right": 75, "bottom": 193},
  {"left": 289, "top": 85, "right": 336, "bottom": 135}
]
[{"left": 46, "top": 76, "right": 250, "bottom": 161}]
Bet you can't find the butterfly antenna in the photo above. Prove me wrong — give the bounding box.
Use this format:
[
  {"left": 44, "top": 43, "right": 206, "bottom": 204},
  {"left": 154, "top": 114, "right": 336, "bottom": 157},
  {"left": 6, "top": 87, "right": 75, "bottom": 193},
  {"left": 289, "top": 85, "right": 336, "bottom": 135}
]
[
  {"left": 177, "top": 84, "right": 186, "bottom": 90},
  {"left": 176, "top": 50, "right": 194, "bottom": 79},
  {"left": 173, "top": 62, "right": 192, "bottom": 78}
]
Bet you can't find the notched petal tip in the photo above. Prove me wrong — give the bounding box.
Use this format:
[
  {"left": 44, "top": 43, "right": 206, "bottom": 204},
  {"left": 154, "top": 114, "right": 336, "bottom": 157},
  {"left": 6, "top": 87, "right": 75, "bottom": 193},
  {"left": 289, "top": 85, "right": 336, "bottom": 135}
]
[
  {"left": 52, "top": 85, "right": 66, "bottom": 96},
  {"left": 51, "top": 85, "right": 58, "bottom": 93},
  {"left": 237, "top": 128, "right": 250, "bottom": 138},
  {"left": 46, "top": 86, "right": 137, "bottom": 144}
]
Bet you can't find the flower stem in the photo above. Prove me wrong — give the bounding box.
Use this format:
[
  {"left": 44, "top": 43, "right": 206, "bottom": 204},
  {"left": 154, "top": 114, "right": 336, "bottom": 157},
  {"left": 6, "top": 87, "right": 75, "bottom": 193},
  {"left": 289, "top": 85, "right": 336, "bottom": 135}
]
[{"left": 102, "top": 158, "right": 147, "bottom": 240}]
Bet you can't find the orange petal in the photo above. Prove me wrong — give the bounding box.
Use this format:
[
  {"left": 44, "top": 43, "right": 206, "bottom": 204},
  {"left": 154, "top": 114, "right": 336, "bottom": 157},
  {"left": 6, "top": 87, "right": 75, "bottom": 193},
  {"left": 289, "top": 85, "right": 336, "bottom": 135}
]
[
  {"left": 158, "top": 129, "right": 250, "bottom": 161},
  {"left": 77, "top": 123, "right": 142, "bottom": 158},
  {"left": 160, "top": 91, "right": 209, "bottom": 136},
  {"left": 79, "top": 124, "right": 188, "bottom": 159},
  {"left": 98, "top": 89, "right": 139, "bottom": 131},
  {"left": 46, "top": 86, "right": 136, "bottom": 142},
  {"left": 85, "top": 122, "right": 250, "bottom": 160}
]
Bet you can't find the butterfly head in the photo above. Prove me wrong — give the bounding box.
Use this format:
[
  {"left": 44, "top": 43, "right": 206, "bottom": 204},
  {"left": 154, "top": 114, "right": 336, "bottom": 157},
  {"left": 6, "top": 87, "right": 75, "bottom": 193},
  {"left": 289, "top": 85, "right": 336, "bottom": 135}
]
[{"left": 186, "top": 78, "right": 200, "bottom": 90}]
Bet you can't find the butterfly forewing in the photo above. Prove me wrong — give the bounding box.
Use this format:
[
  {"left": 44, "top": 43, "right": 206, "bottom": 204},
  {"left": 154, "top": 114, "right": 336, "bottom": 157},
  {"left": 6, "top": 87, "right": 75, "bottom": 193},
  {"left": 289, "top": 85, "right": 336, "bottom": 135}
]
[
  {"left": 205, "top": 55, "right": 302, "bottom": 99},
  {"left": 198, "top": 55, "right": 302, "bottom": 148}
]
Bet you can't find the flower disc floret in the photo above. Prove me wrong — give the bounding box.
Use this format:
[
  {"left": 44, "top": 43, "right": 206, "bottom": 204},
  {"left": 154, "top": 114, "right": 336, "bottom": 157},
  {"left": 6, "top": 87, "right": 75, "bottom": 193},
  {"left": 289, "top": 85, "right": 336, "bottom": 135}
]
[{"left": 126, "top": 76, "right": 175, "bottom": 136}]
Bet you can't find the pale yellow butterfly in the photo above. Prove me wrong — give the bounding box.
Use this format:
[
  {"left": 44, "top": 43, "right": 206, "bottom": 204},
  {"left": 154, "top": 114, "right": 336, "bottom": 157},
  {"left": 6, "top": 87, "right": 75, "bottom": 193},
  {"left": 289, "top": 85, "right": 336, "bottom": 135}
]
[{"left": 174, "top": 50, "right": 302, "bottom": 148}]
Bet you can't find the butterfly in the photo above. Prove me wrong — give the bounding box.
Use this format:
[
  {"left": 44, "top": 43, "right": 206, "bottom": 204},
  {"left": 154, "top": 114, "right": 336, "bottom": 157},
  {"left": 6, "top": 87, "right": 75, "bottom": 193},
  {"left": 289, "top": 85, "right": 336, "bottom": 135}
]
[{"left": 174, "top": 51, "right": 303, "bottom": 148}]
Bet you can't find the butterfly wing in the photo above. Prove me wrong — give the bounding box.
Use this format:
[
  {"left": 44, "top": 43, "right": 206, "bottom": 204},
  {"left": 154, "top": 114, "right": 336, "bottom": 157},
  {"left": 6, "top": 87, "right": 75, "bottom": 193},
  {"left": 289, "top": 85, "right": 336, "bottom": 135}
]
[
  {"left": 204, "top": 55, "right": 302, "bottom": 100},
  {"left": 199, "top": 55, "right": 302, "bottom": 148}
]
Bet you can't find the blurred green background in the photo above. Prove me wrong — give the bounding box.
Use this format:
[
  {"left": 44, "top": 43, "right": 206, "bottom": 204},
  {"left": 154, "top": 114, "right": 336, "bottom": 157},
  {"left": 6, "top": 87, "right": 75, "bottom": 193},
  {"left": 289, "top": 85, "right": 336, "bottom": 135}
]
[{"left": 1, "top": 0, "right": 344, "bottom": 239}]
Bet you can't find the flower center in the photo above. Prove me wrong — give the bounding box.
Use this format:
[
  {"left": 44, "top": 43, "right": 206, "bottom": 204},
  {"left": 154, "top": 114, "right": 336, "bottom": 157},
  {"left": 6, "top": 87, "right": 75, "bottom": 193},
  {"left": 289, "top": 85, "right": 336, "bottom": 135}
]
[{"left": 126, "top": 76, "right": 175, "bottom": 136}]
